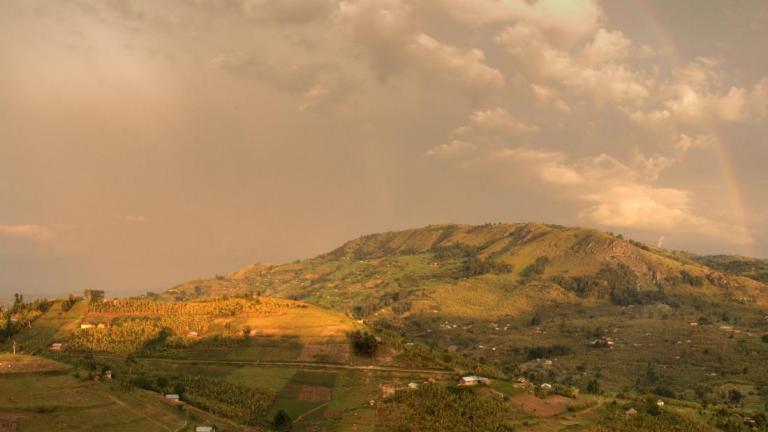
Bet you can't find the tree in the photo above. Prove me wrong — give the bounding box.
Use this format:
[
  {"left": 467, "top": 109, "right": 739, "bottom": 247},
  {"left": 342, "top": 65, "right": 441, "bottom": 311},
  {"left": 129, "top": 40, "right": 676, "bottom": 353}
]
[
  {"left": 1, "top": 315, "right": 13, "bottom": 340},
  {"left": 11, "top": 293, "right": 24, "bottom": 313},
  {"left": 62, "top": 294, "right": 79, "bottom": 311},
  {"left": 530, "top": 313, "right": 542, "bottom": 326},
  {"left": 350, "top": 331, "right": 379, "bottom": 357},
  {"left": 273, "top": 409, "right": 292, "bottom": 431},
  {"left": 125, "top": 354, "right": 138, "bottom": 378},
  {"left": 84, "top": 290, "right": 105, "bottom": 304},
  {"left": 728, "top": 389, "right": 743, "bottom": 404},
  {"left": 586, "top": 379, "right": 600, "bottom": 394}
]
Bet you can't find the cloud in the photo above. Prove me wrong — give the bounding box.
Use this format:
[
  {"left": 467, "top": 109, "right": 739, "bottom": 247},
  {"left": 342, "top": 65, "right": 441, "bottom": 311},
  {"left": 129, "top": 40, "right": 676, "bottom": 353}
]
[
  {"left": 258, "top": 0, "right": 336, "bottom": 24},
  {"left": 212, "top": 52, "right": 359, "bottom": 111},
  {"left": 632, "top": 60, "right": 768, "bottom": 129},
  {"left": 449, "top": 144, "right": 747, "bottom": 243},
  {"left": 184, "top": 0, "right": 335, "bottom": 24},
  {"left": 531, "top": 84, "right": 571, "bottom": 112},
  {"left": 0, "top": 224, "right": 55, "bottom": 241},
  {"left": 426, "top": 140, "right": 477, "bottom": 158},
  {"left": 468, "top": 107, "right": 538, "bottom": 134},
  {"left": 114, "top": 215, "right": 147, "bottom": 223},
  {"left": 579, "top": 28, "right": 631, "bottom": 65},
  {"left": 337, "top": 0, "right": 504, "bottom": 94},
  {"left": 406, "top": 33, "right": 505, "bottom": 91},
  {"left": 430, "top": 0, "right": 603, "bottom": 42},
  {"left": 496, "top": 24, "right": 650, "bottom": 105},
  {"left": 675, "top": 133, "right": 716, "bottom": 152},
  {"left": 579, "top": 184, "right": 753, "bottom": 244},
  {"left": 212, "top": 53, "right": 315, "bottom": 91}
]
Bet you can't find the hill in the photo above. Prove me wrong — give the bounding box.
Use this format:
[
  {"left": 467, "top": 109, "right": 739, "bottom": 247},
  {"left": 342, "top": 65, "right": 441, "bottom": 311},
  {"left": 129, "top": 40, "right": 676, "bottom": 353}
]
[{"left": 166, "top": 223, "right": 768, "bottom": 418}]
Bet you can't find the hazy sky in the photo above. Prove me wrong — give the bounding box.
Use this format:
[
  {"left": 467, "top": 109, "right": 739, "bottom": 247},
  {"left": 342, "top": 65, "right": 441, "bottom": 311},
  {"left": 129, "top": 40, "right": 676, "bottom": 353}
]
[{"left": 1, "top": 0, "right": 767, "bottom": 300}]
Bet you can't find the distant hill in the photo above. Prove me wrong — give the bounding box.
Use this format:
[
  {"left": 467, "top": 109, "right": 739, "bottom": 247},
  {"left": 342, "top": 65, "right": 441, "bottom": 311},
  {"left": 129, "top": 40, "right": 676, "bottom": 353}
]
[{"left": 167, "top": 223, "right": 768, "bottom": 314}]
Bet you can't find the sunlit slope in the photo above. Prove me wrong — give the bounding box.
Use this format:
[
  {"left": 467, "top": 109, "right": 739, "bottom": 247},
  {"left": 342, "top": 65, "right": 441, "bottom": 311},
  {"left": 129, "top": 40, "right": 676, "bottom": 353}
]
[{"left": 10, "top": 297, "right": 361, "bottom": 364}]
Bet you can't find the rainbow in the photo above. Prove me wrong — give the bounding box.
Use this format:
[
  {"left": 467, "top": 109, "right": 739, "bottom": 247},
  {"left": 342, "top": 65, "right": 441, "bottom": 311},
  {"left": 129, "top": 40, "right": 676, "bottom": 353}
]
[{"left": 633, "top": 0, "right": 754, "bottom": 254}]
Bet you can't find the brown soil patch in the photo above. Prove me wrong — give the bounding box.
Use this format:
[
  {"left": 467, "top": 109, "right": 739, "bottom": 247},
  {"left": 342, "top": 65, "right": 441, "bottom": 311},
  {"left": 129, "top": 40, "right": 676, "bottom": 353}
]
[
  {"left": 298, "top": 385, "right": 332, "bottom": 402},
  {"left": 297, "top": 344, "right": 350, "bottom": 362},
  {"left": 509, "top": 394, "right": 571, "bottom": 417}
]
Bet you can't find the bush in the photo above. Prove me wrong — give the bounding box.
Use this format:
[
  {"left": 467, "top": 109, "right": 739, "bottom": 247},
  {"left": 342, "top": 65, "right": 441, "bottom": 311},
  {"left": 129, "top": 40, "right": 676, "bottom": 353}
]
[
  {"left": 273, "top": 409, "right": 292, "bottom": 431},
  {"left": 521, "top": 257, "right": 550, "bottom": 279}
]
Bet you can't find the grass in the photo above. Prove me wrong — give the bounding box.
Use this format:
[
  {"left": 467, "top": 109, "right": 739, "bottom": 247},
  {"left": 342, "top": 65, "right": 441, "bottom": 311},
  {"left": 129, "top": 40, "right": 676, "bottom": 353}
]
[
  {"left": 0, "top": 352, "right": 70, "bottom": 374},
  {"left": 224, "top": 366, "right": 298, "bottom": 392}
]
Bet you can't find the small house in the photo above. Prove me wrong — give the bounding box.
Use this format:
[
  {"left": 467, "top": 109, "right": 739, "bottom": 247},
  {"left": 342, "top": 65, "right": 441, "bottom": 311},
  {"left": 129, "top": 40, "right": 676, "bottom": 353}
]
[
  {"left": 103, "top": 370, "right": 112, "bottom": 380},
  {"left": 80, "top": 324, "right": 94, "bottom": 330},
  {"left": 187, "top": 331, "right": 199, "bottom": 338},
  {"left": 195, "top": 426, "right": 215, "bottom": 432},
  {"left": 249, "top": 329, "right": 257, "bottom": 337},
  {"left": 50, "top": 342, "right": 63, "bottom": 351},
  {"left": 458, "top": 376, "right": 490, "bottom": 386},
  {"left": 656, "top": 400, "right": 665, "bottom": 407},
  {"left": 96, "top": 323, "right": 107, "bottom": 329},
  {"left": 407, "top": 382, "right": 419, "bottom": 389},
  {"left": 625, "top": 408, "right": 638, "bottom": 416},
  {"left": 540, "top": 383, "right": 553, "bottom": 390},
  {"left": 165, "top": 394, "right": 181, "bottom": 403}
]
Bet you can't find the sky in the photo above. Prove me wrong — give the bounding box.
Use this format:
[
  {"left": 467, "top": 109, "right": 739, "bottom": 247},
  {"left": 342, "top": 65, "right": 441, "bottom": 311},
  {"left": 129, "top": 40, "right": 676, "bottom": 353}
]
[{"left": 1, "top": 0, "right": 767, "bottom": 301}]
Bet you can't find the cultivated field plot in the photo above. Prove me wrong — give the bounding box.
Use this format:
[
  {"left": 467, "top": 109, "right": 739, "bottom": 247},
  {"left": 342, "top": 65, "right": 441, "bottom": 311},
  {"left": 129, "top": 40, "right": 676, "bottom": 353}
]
[{"left": 0, "top": 373, "right": 186, "bottom": 432}]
